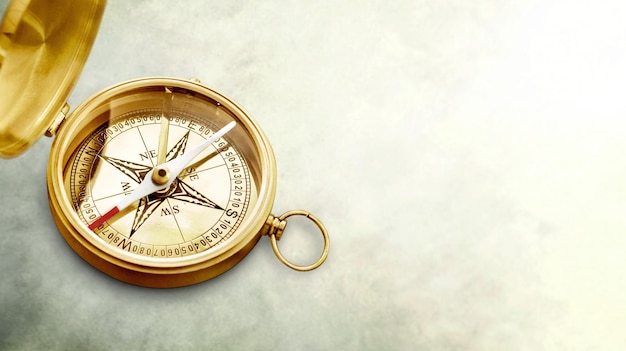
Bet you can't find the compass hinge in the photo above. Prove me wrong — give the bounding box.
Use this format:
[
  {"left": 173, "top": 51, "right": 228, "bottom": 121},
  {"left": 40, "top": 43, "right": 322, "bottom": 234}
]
[
  {"left": 0, "top": 33, "right": 8, "bottom": 68},
  {"left": 46, "top": 103, "right": 70, "bottom": 137}
]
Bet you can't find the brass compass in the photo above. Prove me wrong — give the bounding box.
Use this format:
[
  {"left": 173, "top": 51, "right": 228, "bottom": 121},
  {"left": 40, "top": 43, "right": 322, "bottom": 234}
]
[{"left": 0, "top": 0, "right": 329, "bottom": 287}]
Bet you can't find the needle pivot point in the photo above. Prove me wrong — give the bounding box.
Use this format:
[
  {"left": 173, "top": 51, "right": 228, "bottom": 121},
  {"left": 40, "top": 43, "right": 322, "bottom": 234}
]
[{"left": 151, "top": 165, "right": 171, "bottom": 185}]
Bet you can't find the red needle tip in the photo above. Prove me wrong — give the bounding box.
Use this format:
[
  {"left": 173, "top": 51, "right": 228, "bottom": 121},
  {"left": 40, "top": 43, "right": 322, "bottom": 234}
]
[{"left": 88, "top": 207, "right": 120, "bottom": 231}]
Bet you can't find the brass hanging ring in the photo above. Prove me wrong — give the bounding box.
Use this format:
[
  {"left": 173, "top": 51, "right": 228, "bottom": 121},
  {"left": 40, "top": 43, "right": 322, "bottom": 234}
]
[{"left": 268, "top": 210, "right": 329, "bottom": 271}]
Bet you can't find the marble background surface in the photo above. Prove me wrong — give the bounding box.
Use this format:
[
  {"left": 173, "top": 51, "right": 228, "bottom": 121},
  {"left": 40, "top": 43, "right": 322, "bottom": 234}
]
[{"left": 2, "top": 0, "right": 626, "bottom": 350}]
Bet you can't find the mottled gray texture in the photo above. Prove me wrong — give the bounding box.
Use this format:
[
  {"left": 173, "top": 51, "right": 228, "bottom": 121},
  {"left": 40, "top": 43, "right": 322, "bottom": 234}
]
[{"left": 2, "top": 0, "right": 626, "bottom": 350}]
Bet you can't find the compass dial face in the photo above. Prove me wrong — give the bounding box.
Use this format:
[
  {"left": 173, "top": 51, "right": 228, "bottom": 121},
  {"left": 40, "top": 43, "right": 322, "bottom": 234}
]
[
  {"left": 50, "top": 80, "right": 275, "bottom": 284},
  {"left": 69, "top": 109, "right": 253, "bottom": 260}
]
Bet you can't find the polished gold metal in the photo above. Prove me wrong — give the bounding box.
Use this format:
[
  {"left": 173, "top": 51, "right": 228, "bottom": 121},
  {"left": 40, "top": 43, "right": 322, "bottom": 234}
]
[
  {"left": 267, "top": 210, "right": 330, "bottom": 271},
  {"left": 1, "top": 0, "right": 329, "bottom": 288},
  {"left": 151, "top": 165, "right": 171, "bottom": 186},
  {"left": 0, "top": 0, "right": 24, "bottom": 67},
  {"left": 0, "top": 0, "right": 28, "bottom": 68},
  {"left": 263, "top": 214, "right": 287, "bottom": 240},
  {"left": 0, "top": 0, "right": 105, "bottom": 158},
  {"left": 0, "top": 0, "right": 28, "bottom": 36}
]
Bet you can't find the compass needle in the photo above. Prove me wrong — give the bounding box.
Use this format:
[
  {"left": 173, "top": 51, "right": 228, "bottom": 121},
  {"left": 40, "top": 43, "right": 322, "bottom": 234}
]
[
  {"left": 88, "top": 121, "right": 236, "bottom": 231},
  {"left": 156, "top": 116, "right": 169, "bottom": 165},
  {"left": 156, "top": 89, "right": 172, "bottom": 165}
]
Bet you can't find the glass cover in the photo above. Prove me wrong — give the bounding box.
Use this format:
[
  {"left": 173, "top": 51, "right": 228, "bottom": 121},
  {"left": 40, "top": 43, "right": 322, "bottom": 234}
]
[{"left": 50, "top": 79, "right": 275, "bottom": 270}]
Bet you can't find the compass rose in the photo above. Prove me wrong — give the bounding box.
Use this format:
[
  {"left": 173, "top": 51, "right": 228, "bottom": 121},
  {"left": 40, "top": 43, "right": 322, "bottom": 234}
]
[{"left": 99, "top": 131, "right": 222, "bottom": 236}]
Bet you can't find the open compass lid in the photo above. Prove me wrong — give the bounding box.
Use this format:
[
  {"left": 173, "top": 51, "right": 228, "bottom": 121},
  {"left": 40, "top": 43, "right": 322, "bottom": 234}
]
[{"left": 0, "top": 0, "right": 106, "bottom": 158}]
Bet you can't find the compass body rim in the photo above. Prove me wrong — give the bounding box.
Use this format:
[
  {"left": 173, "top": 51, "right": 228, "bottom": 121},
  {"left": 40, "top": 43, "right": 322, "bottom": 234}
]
[{"left": 46, "top": 77, "right": 277, "bottom": 288}]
